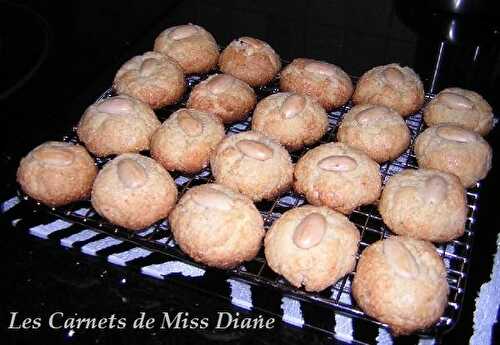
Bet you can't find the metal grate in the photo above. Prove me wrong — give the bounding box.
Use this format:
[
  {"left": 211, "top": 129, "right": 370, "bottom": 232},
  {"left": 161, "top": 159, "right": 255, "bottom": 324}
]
[{"left": 20, "top": 73, "right": 479, "bottom": 337}]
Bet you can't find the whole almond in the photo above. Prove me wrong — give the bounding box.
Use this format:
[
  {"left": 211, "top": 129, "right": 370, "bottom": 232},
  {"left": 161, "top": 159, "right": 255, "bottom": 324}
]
[
  {"left": 305, "top": 61, "right": 337, "bottom": 77},
  {"left": 317, "top": 155, "right": 358, "bottom": 172},
  {"left": 436, "top": 126, "right": 476, "bottom": 143},
  {"left": 293, "top": 213, "right": 327, "bottom": 249},
  {"left": 117, "top": 158, "right": 147, "bottom": 189},
  {"left": 207, "top": 74, "right": 234, "bottom": 94},
  {"left": 239, "top": 36, "right": 263, "bottom": 49},
  {"left": 169, "top": 25, "right": 198, "bottom": 40},
  {"left": 96, "top": 98, "right": 134, "bottom": 116},
  {"left": 383, "top": 239, "right": 419, "bottom": 279},
  {"left": 34, "top": 147, "right": 75, "bottom": 166},
  {"left": 140, "top": 58, "right": 158, "bottom": 77},
  {"left": 236, "top": 140, "right": 273, "bottom": 161},
  {"left": 177, "top": 110, "right": 203, "bottom": 136},
  {"left": 438, "top": 92, "right": 473, "bottom": 110},
  {"left": 383, "top": 67, "right": 405, "bottom": 86},
  {"left": 191, "top": 188, "right": 233, "bottom": 211},
  {"left": 281, "top": 94, "right": 306, "bottom": 119},
  {"left": 422, "top": 175, "right": 448, "bottom": 204},
  {"left": 355, "top": 106, "right": 391, "bottom": 124}
]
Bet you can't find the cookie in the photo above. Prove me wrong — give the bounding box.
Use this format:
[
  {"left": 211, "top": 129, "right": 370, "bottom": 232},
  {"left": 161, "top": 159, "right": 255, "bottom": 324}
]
[
  {"left": 169, "top": 183, "right": 265, "bottom": 269},
  {"left": 337, "top": 104, "right": 410, "bottom": 162},
  {"left": 153, "top": 23, "right": 219, "bottom": 74},
  {"left": 414, "top": 124, "right": 492, "bottom": 187},
  {"left": 279, "top": 58, "right": 353, "bottom": 111},
  {"left": 150, "top": 108, "right": 225, "bottom": 174},
  {"left": 251, "top": 92, "right": 329, "bottom": 151},
  {"left": 218, "top": 36, "right": 281, "bottom": 87},
  {"left": 91, "top": 153, "right": 177, "bottom": 230},
  {"left": 424, "top": 87, "right": 494, "bottom": 136},
  {"left": 210, "top": 131, "right": 293, "bottom": 201},
  {"left": 114, "top": 51, "right": 186, "bottom": 109},
  {"left": 187, "top": 73, "right": 257, "bottom": 124},
  {"left": 77, "top": 95, "right": 161, "bottom": 157},
  {"left": 264, "top": 205, "right": 360, "bottom": 292},
  {"left": 379, "top": 169, "right": 467, "bottom": 242},
  {"left": 352, "top": 236, "right": 449, "bottom": 335},
  {"left": 294, "top": 143, "right": 381, "bottom": 214},
  {"left": 17, "top": 142, "right": 97, "bottom": 207},
  {"left": 353, "top": 63, "right": 425, "bottom": 117}
]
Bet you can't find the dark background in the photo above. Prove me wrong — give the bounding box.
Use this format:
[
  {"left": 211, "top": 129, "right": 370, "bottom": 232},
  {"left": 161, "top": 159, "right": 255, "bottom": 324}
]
[{"left": 1, "top": 0, "right": 499, "bottom": 344}]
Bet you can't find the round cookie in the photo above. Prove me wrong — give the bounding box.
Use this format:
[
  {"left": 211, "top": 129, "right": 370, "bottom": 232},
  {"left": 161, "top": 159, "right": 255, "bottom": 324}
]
[
  {"left": 91, "top": 153, "right": 178, "bottom": 230},
  {"left": 414, "top": 124, "right": 492, "bottom": 188},
  {"left": 169, "top": 183, "right": 265, "bottom": 269},
  {"left": 210, "top": 131, "right": 293, "bottom": 201},
  {"left": 218, "top": 36, "right": 281, "bottom": 87},
  {"left": 77, "top": 95, "right": 161, "bottom": 157},
  {"left": 114, "top": 51, "right": 186, "bottom": 109},
  {"left": 279, "top": 58, "right": 353, "bottom": 111},
  {"left": 153, "top": 23, "right": 219, "bottom": 74},
  {"left": 251, "top": 92, "right": 329, "bottom": 151},
  {"left": 294, "top": 143, "right": 381, "bottom": 214},
  {"left": 187, "top": 73, "right": 257, "bottom": 124},
  {"left": 150, "top": 108, "right": 225, "bottom": 174},
  {"left": 264, "top": 205, "right": 360, "bottom": 292},
  {"left": 379, "top": 169, "right": 467, "bottom": 242},
  {"left": 352, "top": 236, "right": 449, "bottom": 335},
  {"left": 353, "top": 63, "right": 425, "bottom": 117},
  {"left": 17, "top": 141, "right": 97, "bottom": 207},
  {"left": 424, "top": 87, "right": 494, "bottom": 136},
  {"left": 337, "top": 104, "right": 410, "bottom": 163}
]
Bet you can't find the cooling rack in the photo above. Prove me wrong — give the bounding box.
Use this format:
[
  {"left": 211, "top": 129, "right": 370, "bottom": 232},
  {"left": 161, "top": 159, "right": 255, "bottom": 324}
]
[{"left": 18, "top": 73, "right": 480, "bottom": 338}]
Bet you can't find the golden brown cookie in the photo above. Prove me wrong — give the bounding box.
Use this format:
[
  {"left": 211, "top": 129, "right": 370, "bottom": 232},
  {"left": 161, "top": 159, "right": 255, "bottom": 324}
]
[
  {"left": 337, "top": 104, "right": 410, "bottom": 162},
  {"left": 414, "top": 124, "right": 492, "bottom": 187},
  {"left": 379, "top": 169, "right": 467, "bottom": 242},
  {"left": 279, "top": 58, "right": 353, "bottom": 111},
  {"left": 169, "top": 183, "right": 265, "bottom": 269},
  {"left": 114, "top": 51, "right": 186, "bottom": 109},
  {"left": 264, "top": 205, "right": 360, "bottom": 292},
  {"left": 294, "top": 143, "right": 381, "bottom": 214},
  {"left": 153, "top": 23, "right": 219, "bottom": 74},
  {"left": 424, "top": 87, "right": 494, "bottom": 136},
  {"left": 251, "top": 92, "right": 328, "bottom": 151},
  {"left": 218, "top": 36, "right": 281, "bottom": 87},
  {"left": 17, "top": 142, "right": 97, "bottom": 207},
  {"left": 77, "top": 95, "right": 161, "bottom": 157},
  {"left": 187, "top": 73, "right": 257, "bottom": 124},
  {"left": 352, "top": 236, "right": 449, "bottom": 335},
  {"left": 150, "top": 108, "right": 225, "bottom": 174},
  {"left": 353, "top": 63, "right": 425, "bottom": 116},
  {"left": 210, "top": 131, "right": 293, "bottom": 201},
  {"left": 91, "top": 153, "right": 177, "bottom": 230}
]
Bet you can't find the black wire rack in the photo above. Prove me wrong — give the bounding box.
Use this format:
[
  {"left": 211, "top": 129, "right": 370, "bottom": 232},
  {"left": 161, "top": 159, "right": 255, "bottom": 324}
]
[{"left": 19, "top": 73, "right": 480, "bottom": 337}]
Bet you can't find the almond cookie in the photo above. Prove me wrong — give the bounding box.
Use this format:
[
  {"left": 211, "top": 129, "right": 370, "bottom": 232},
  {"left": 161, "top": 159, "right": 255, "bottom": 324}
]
[
  {"left": 187, "top": 73, "right": 257, "bottom": 124},
  {"left": 251, "top": 92, "right": 328, "bottom": 151},
  {"left": 294, "top": 143, "right": 381, "bottom": 214},
  {"left": 17, "top": 142, "right": 97, "bottom": 207},
  {"left": 337, "top": 104, "right": 410, "bottom": 163},
  {"left": 153, "top": 23, "right": 219, "bottom": 74},
  {"left": 169, "top": 183, "right": 265, "bottom": 269},
  {"left": 91, "top": 153, "right": 177, "bottom": 230},
  {"left": 210, "top": 131, "right": 293, "bottom": 201},
  {"left": 352, "top": 236, "right": 449, "bottom": 335},
  {"left": 379, "top": 169, "right": 467, "bottom": 242},
  {"left": 424, "top": 87, "right": 494, "bottom": 136},
  {"left": 77, "top": 95, "right": 161, "bottom": 157},
  {"left": 279, "top": 58, "right": 353, "bottom": 111},
  {"left": 114, "top": 51, "right": 186, "bottom": 109},
  {"left": 414, "top": 124, "right": 492, "bottom": 187},
  {"left": 150, "top": 108, "right": 225, "bottom": 174},
  {"left": 218, "top": 36, "right": 281, "bottom": 87},
  {"left": 353, "top": 63, "right": 424, "bottom": 117},
  {"left": 264, "top": 205, "right": 360, "bottom": 292}
]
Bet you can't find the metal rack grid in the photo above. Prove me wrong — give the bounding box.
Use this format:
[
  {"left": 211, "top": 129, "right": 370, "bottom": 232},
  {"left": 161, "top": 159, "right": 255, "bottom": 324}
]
[{"left": 21, "top": 73, "right": 479, "bottom": 337}]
